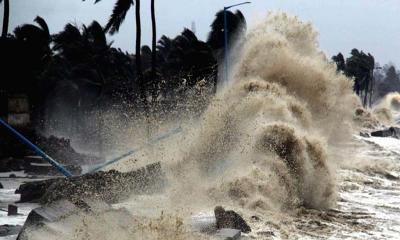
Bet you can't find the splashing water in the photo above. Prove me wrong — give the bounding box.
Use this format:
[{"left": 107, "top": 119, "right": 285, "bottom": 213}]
[{"left": 25, "top": 12, "right": 386, "bottom": 240}]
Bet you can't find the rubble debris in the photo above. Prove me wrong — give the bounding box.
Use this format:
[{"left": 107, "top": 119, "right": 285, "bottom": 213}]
[
  {"left": 16, "top": 178, "right": 57, "bottom": 203},
  {"left": 215, "top": 228, "right": 241, "bottom": 240},
  {"left": 0, "top": 225, "right": 22, "bottom": 237},
  {"left": 7, "top": 204, "right": 18, "bottom": 216},
  {"left": 214, "top": 206, "right": 251, "bottom": 233},
  {"left": 16, "top": 162, "right": 165, "bottom": 204}
]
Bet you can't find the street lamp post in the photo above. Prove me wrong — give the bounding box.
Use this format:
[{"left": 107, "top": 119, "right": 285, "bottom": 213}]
[{"left": 223, "top": 1, "right": 251, "bottom": 84}]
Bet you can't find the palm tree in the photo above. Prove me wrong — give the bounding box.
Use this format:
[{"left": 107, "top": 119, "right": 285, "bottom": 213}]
[
  {"left": 151, "top": 0, "right": 156, "bottom": 79},
  {"left": 1, "top": 0, "right": 9, "bottom": 38},
  {"left": 134, "top": 0, "right": 144, "bottom": 105},
  {"left": 85, "top": 0, "right": 144, "bottom": 103}
]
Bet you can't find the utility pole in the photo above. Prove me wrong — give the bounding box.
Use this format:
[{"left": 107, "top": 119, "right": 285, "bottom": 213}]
[{"left": 223, "top": 2, "right": 251, "bottom": 84}]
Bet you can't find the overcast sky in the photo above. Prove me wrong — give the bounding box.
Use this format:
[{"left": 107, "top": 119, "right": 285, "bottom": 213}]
[{"left": 3, "top": 0, "right": 400, "bottom": 65}]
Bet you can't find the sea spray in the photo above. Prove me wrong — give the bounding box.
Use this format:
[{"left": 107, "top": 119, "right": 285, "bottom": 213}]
[
  {"left": 25, "top": 12, "right": 362, "bottom": 239},
  {"left": 170, "top": 12, "right": 359, "bottom": 212}
]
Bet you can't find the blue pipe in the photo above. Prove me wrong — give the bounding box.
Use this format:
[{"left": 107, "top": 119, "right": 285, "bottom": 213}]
[
  {"left": 88, "top": 126, "right": 182, "bottom": 173},
  {"left": 0, "top": 118, "right": 73, "bottom": 177}
]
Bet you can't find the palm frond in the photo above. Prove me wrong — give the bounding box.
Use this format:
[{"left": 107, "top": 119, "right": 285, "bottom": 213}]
[
  {"left": 34, "top": 16, "right": 50, "bottom": 39},
  {"left": 85, "top": 21, "right": 107, "bottom": 48},
  {"left": 104, "top": 0, "right": 133, "bottom": 34}
]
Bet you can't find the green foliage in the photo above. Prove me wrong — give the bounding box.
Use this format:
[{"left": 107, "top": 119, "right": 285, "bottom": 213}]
[{"left": 333, "top": 49, "right": 375, "bottom": 107}]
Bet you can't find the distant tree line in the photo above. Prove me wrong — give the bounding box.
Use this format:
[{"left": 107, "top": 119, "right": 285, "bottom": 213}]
[
  {"left": 371, "top": 64, "right": 400, "bottom": 100},
  {"left": 333, "top": 50, "right": 400, "bottom": 107}
]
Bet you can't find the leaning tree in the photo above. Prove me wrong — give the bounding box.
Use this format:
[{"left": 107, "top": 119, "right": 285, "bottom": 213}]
[
  {"left": 0, "top": 0, "right": 9, "bottom": 38},
  {"left": 84, "top": 0, "right": 146, "bottom": 105}
]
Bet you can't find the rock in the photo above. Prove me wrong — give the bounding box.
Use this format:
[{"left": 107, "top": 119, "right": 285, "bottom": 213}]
[
  {"left": 214, "top": 206, "right": 251, "bottom": 233},
  {"left": 16, "top": 178, "right": 58, "bottom": 203},
  {"left": 7, "top": 204, "right": 18, "bottom": 216},
  {"left": 9, "top": 173, "right": 16, "bottom": 178},
  {"left": 16, "top": 162, "right": 165, "bottom": 204},
  {"left": 0, "top": 182, "right": 3, "bottom": 189},
  {"left": 0, "top": 225, "right": 22, "bottom": 237},
  {"left": 215, "top": 228, "right": 241, "bottom": 240},
  {"left": 371, "top": 127, "right": 400, "bottom": 139}
]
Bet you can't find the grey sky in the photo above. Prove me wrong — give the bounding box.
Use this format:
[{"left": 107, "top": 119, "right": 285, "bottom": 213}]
[{"left": 3, "top": 0, "right": 400, "bottom": 65}]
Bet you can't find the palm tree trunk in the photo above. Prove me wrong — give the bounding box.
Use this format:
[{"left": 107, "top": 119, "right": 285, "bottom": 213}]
[
  {"left": 135, "top": 0, "right": 150, "bottom": 138},
  {"left": 135, "top": 0, "right": 144, "bottom": 103},
  {"left": 150, "top": 0, "right": 157, "bottom": 100},
  {"left": 2, "top": 0, "right": 9, "bottom": 38}
]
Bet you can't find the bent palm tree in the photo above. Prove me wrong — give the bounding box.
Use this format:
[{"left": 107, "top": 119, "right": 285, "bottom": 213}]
[
  {"left": 85, "top": 0, "right": 144, "bottom": 103},
  {"left": 151, "top": 0, "right": 156, "bottom": 78},
  {"left": 1, "top": 0, "right": 9, "bottom": 38}
]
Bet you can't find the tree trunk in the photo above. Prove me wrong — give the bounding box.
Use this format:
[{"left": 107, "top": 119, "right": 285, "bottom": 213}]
[
  {"left": 2, "top": 0, "right": 9, "bottom": 38},
  {"left": 150, "top": 0, "right": 157, "bottom": 101},
  {"left": 369, "top": 70, "right": 374, "bottom": 107},
  {"left": 363, "top": 76, "right": 369, "bottom": 108},
  {"left": 135, "top": 0, "right": 144, "bottom": 104}
]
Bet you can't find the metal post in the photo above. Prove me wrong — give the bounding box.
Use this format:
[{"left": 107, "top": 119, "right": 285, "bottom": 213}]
[
  {"left": 0, "top": 118, "right": 73, "bottom": 177},
  {"left": 223, "top": 2, "right": 251, "bottom": 85}
]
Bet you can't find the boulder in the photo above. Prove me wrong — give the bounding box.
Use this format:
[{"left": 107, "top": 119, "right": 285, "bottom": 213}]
[
  {"left": 371, "top": 127, "right": 400, "bottom": 139},
  {"left": 16, "top": 178, "right": 59, "bottom": 203},
  {"left": 214, "top": 206, "right": 251, "bottom": 233}
]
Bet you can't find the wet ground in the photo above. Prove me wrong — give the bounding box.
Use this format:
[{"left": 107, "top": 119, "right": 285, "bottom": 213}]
[{"left": 1, "top": 135, "right": 400, "bottom": 239}]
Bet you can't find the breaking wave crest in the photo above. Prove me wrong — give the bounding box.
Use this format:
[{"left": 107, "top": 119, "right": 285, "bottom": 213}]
[
  {"left": 170, "top": 12, "right": 359, "bottom": 212},
  {"left": 25, "top": 12, "right": 364, "bottom": 239}
]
